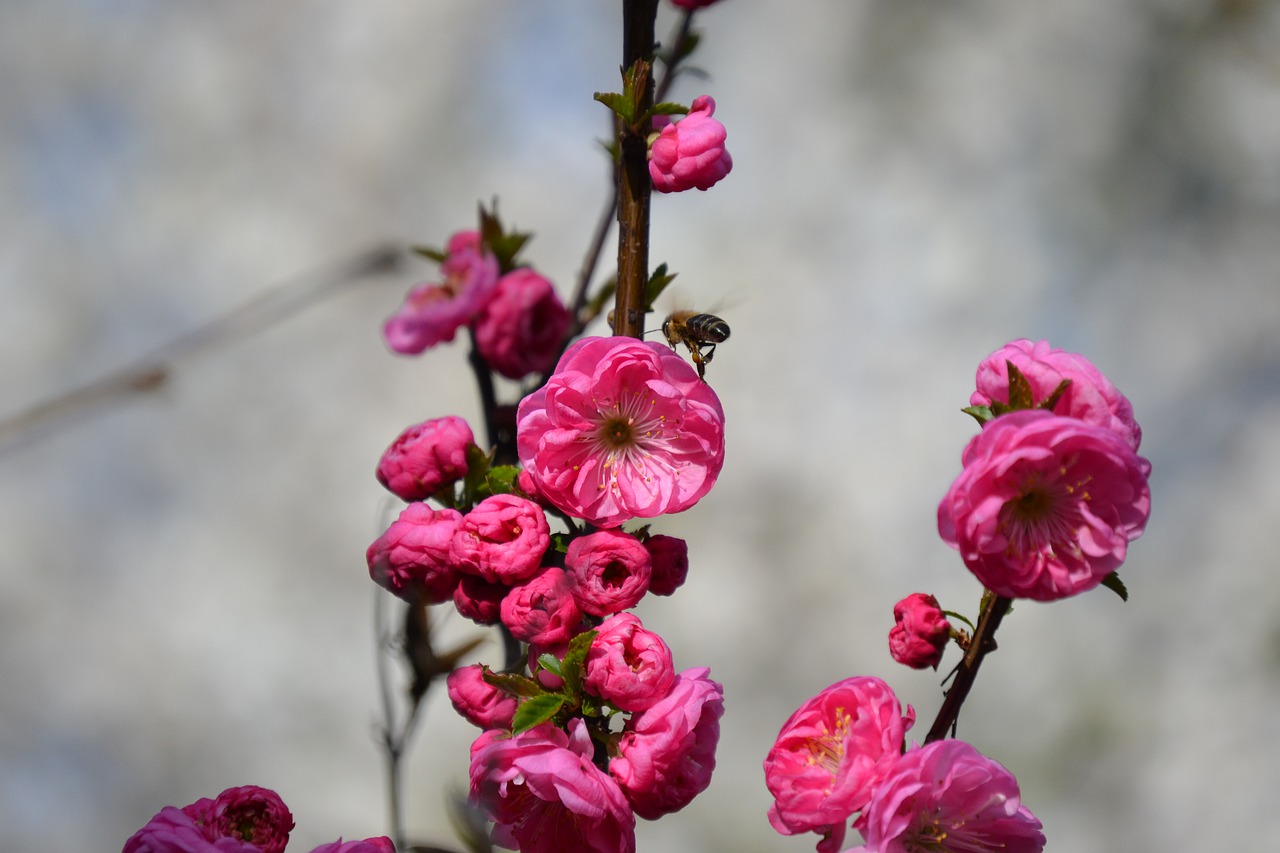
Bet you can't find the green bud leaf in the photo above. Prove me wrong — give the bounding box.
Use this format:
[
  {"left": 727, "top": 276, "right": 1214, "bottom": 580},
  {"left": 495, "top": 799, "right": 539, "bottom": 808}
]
[
  {"left": 1040, "top": 378, "right": 1072, "bottom": 412},
  {"left": 536, "top": 654, "right": 563, "bottom": 677},
  {"left": 647, "top": 102, "right": 689, "bottom": 121},
  {"left": 512, "top": 694, "right": 565, "bottom": 734},
  {"left": 461, "top": 443, "right": 494, "bottom": 506},
  {"left": 411, "top": 244, "right": 446, "bottom": 263},
  {"left": 559, "top": 630, "right": 598, "bottom": 701},
  {"left": 941, "top": 609, "right": 976, "bottom": 632},
  {"left": 486, "top": 464, "right": 520, "bottom": 496},
  {"left": 1100, "top": 571, "right": 1129, "bottom": 601},
  {"left": 962, "top": 405, "right": 994, "bottom": 425},
  {"left": 1006, "top": 361, "right": 1035, "bottom": 410},
  {"left": 644, "top": 264, "right": 677, "bottom": 312},
  {"left": 481, "top": 669, "right": 545, "bottom": 699},
  {"left": 594, "top": 91, "right": 633, "bottom": 124}
]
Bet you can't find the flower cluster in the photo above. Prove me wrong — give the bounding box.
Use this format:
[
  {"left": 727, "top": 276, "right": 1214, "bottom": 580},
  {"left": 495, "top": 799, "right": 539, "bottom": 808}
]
[
  {"left": 383, "top": 227, "right": 571, "bottom": 380},
  {"left": 939, "top": 339, "right": 1152, "bottom": 601},
  {"left": 123, "top": 786, "right": 392, "bottom": 853},
  {"left": 366, "top": 328, "right": 728, "bottom": 851},
  {"left": 764, "top": 678, "right": 1044, "bottom": 853}
]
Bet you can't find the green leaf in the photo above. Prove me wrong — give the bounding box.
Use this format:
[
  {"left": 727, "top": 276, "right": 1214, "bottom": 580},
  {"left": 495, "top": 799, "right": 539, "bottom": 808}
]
[
  {"left": 512, "top": 694, "right": 566, "bottom": 734},
  {"left": 559, "top": 630, "right": 598, "bottom": 701},
  {"left": 962, "top": 405, "right": 994, "bottom": 426},
  {"left": 1006, "top": 361, "right": 1035, "bottom": 410},
  {"left": 587, "top": 277, "right": 618, "bottom": 319},
  {"left": 648, "top": 101, "right": 689, "bottom": 120},
  {"left": 536, "top": 654, "right": 563, "bottom": 677},
  {"left": 461, "top": 443, "right": 494, "bottom": 505},
  {"left": 643, "top": 264, "right": 677, "bottom": 312},
  {"left": 941, "top": 609, "right": 976, "bottom": 632},
  {"left": 1040, "top": 378, "right": 1072, "bottom": 412},
  {"left": 486, "top": 464, "right": 520, "bottom": 496},
  {"left": 411, "top": 244, "right": 446, "bottom": 263},
  {"left": 1100, "top": 572, "right": 1129, "bottom": 601},
  {"left": 594, "top": 91, "right": 632, "bottom": 124},
  {"left": 481, "top": 669, "right": 545, "bottom": 699}
]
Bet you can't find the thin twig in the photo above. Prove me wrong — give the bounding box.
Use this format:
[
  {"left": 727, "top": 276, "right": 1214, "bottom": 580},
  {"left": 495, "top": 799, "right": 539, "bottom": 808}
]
[{"left": 924, "top": 593, "right": 1012, "bottom": 742}]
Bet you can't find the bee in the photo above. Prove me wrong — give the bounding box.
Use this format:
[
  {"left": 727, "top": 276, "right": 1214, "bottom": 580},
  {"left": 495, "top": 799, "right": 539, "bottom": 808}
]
[{"left": 662, "top": 311, "right": 730, "bottom": 379}]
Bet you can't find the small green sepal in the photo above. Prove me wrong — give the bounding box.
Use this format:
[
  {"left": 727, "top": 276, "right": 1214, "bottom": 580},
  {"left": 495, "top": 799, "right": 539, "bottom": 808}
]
[
  {"left": 411, "top": 244, "right": 447, "bottom": 263},
  {"left": 481, "top": 669, "right": 545, "bottom": 699},
  {"left": 962, "top": 405, "right": 994, "bottom": 426},
  {"left": 1100, "top": 571, "right": 1129, "bottom": 601}
]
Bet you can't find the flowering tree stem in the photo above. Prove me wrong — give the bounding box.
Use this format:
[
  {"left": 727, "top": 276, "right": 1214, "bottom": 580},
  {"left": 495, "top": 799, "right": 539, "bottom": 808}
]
[
  {"left": 924, "top": 593, "right": 1012, "bottom": 742},
  {"left": 614, "top": 0, "right": 659, "bottom": 339}
]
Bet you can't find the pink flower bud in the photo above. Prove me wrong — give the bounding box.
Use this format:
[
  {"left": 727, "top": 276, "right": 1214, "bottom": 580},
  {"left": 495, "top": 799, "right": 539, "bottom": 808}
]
[
  {"left": 565, "top": 530, "right": 652, "bottom": 617},
  {"left": 972, "top": 338, "right": 1142, "bottom": 451},
  {"left": 584, "top": 613, "right": 676, "bottom": 712},
  {"left": 469, "top": 719, "right": 637, "bottom": 853},
  {"left": 473, "top": 268, "right": 572, "bottom": 380},
  {"left": 609, "top": 667, "right": 724, "bottom": 820},
  {"left": 366, "top": 504, "right": 463, "bottom": 604},
  {"left": 764, "top": 676, "right": 914, "bottom": 851},
  {"left": 453, "top": 573, "right": 508, "bottom": 626},
  {"left": 854, "top": 740, "right": 1044, "bottom": 852},
  {"left": 375, "top": 415, "right": 474, "bottom": 502},
  {"left": 888, "top": 593, "right": 951, "bottom": 670},
  {"left": 125, "top": 805, "right": 262, "bottom": 853},
  {"left": 383, "top": 230, "right": 499, "bottom": 355},
  {"left": 450, "top": 494, "right": 550, "bottom": 584},
  {"left": 644, "top": 534, "right": 689, "bottom": 596},
  {"left": 517, "top": 336, "right": 726, "bottom": 529},
  {"left": 305, "top": 839, "right": 396, "bottom": 853},
  {"left": 447, "top": 664, "right": 518, "bottom": 730},
  {"left": 938, "top": 410, "right": 1151, "bottom": 601},
  {"left": 500, "top": 566, "right": 582, "bottom": 645},
  {"left": 648, "top": 95, "right": 732, "bottom": 192}
]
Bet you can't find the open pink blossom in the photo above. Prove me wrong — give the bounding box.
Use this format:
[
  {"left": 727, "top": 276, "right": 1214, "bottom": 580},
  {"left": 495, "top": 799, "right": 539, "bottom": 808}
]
[
  {"left": 383, "top": 230, "right": 499, "bottom": 355},
  {"left": 448, "top": 664, "right": 519, "bottom": 730},
  {"left": 500, "top": 566, "right": 583, "bottom": 645},
  {"left": 888, "top": 593, "right": 950, "bottom": 670},
  {"left": 474, "top": 268, "right": 572, "bottom": 379},
  {"left": 124, "top": 806, "right": 262, "bottom": 853},
  {"left": 453, "top": 573, "right": 509, "bottom": 625},
  {"left": 469, "top": 719, "right": 637, "bottom": 853},
  {"left": 644, "top": 534, "right": 689, "bottom": 596},
  {"left": 305, "top": 840, "right": 396, "bottom": 853},
  {"left": 972, "top": 338, "right": 1142, "bottom": 451},
  {"left": 366, "top": 504, "right": 463, "bottom": 604},
  {"left": 451, "top": 494, "right": 551, "bottom": 584},
  {"left": 584, "top": 613, "right": 675, "bottom": 712},
  {"left": 764, "top": 676, "right": 914, "bottom": 853},
  {"left": 845, "top": 740, "right": 1044, "bottom": 853},
  {"left": 565, "top": 529, "right": 653, "bottom": 616},
  {"left": 938, "top": 409, "right": 1151, "bottom": 601},
  {"left": 609, "top": 667, "right": 724, "bottom": 820},
  {"left": 649, "top": 95, "right": 733, "bottom": 192},
  {"left": 203, "top": 785, "right": 294, "bottom": 853},
  {"left": 375, "top": 415, "right": 474, "bottom": 502},
  {"left": 516, "top": 336, "right": 726, "bottom": 529}
]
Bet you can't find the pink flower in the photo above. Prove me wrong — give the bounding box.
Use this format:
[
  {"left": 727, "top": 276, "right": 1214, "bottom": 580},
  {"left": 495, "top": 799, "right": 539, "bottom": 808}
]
[
  {"left": 671, "top": 0, "right": 722, "bottom": 8},
  {"left": 888, "top": 593, "right": 950, "bottom": 670},
  {"left": 565, "top": 530, "right": 653, "bottom": 617},
  {"left": 124, "top": 807, "right": 261, "bottom": 853},
  {"left": 972, "top": 338, "right": 1142, "bottom": 451},
  {"left": 846, "top": 740, "right": 1044, "bottom": 853},
  {"left": 305, "top": 840, "right": 396, "bottom": 853},
  {"left": 469, "top": 719, "right": 637, "bottom": 853},
  {"left": 938, "top": 409, "right": 1152, "bottom": 601},
  {"left": 649, "top": 95, "right": 732, "bottom": 192},
  {"left": 609, "top": 667, "right": 724, "bottom": 820},
  {"left": 764, "top": 676, "right": 914, "bottom": 852},
  {"left": 375, "top": 415, "right": 474, "bottom": 502},
  {"left": 366, "top": 504, "right": 463, "bottom": 604},
  {"left": 516, "top": 336, "right": 726, "bottom": 529},
  {"left": 644, "top": 534, "right": 689, "bottom": 596},
  {"left": 203, "top": 786, "right": 294, "bottom": 853},
  {"left": 474, "top": 268, "right": 573, "bottom": 380},
  {"left": 383, "top": 230, "right": 499, "bottom": 355},
  {"left": 448, "top": 664, "right": 519, "bottom": 730},
  {"left": 500, "top": 566, "right": 583, "bottom": 645},
  {"left": 584, "top": 613, "right": 675, "bottom": 712},
  {"left": 451, "top": 494, "right": 551, "bottom": 584},
  {"left": 453, "top": 573, "right": 509, "bottom": 625}
]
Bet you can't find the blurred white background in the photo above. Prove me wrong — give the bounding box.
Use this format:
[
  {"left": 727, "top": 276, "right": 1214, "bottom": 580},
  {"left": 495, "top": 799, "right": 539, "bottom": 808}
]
[{"left": 3, "top": 1, "right": 1279, "bottom": 850}]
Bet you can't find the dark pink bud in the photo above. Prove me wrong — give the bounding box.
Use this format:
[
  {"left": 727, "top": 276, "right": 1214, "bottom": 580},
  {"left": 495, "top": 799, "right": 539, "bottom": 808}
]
[
  {"left": 366, "top": 504, "right": 463, "bottom": 604},
  {"left": 888, "top": 593, "right": 951, "bottom": 670},
  {"left": 644, "top": 534, "right": 689, "bottom": 596},
  {"left": 375, "top": 415, "right": 474, "bottom": 502},
  {"left": 565, "top": 530, "right": 652, "bottom": 617}
]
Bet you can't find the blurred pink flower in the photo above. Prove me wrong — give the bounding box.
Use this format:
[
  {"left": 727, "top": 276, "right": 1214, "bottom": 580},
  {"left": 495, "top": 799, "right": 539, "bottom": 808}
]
[
  {"left": 671, "top": 0, "right": 722, "bottom": 8},
  {"left": 474, "top": 268, "right": 572, "bottom": 379},
  {"left": 516, "top": 336, "right": 726, "bottom": 529},
  {"left": 470, "top": 720, "right": 637, "bottom": 853},
  {"left": 375, "top": 415, "right": 474, "bottom": 502},
  {"left": 448, "top": 664, "right": 519, "bottom": 730},
  {"left": 500, "top": 566, "right": 583, "bottom": 645},
  {"left": 203, "top": 786, "right": 294, "bottom": 853},
  {"left": 383, "top": 230, "right": 499, "bottom": 355},
  {"left": 366, "top": 504, "right": 463, "bottom": 604},
  {"left": 845, "top": 740, "right": 1044, "bottom": 853},
  {"left": 565, "top": 529, "right": 653, "bottom": 616},
  {"left": 764, "top": 677, "right": 914, "bottom": 852},
  {"left": 451, "top": 494, "right": 551, "bottom": 584},
  {"left": 305, "top": 840, "right": 395, "bottom": 853},
  {"left": 124, "top": 807, "right": 261, "bottom": 853},
  {"left": 938, "top": 410, "right": 1151, "bottom": 601},
  {"left": 453, "top": 573, "right": 508, "bottom": 625},
  {"left": 649, "top": 95, "right": 732, "bottom": 192},
  {"left": 609, "top": 667, "right": 724, "bottom": 820},
  {"left": 584, "top": 613, "right": 675, "bottom": 712},
  {"left": 643, "top": 534, "right": 689, "bottom": 596},
  {"left": 972, "top": 338, "right": 1142, "bottom": 451},
  {"left": 888, "top": 593, "right": 950, "bottom": 670}
]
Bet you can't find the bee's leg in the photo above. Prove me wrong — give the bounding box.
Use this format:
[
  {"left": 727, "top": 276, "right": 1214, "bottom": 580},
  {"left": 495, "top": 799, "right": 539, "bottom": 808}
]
[{"left": 701, "top": 343, "right": 717, "bottom": 366}]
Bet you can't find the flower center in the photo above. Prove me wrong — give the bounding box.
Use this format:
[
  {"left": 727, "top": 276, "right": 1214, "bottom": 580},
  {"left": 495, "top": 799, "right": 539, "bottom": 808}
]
[
  {"left": 599, "top": 414, "right": 635, "bottom": 450},
  {"left": 997, "top": 461, "right": 1087, "bottom": 558},
  {"left": 804, "top": 706, "right": 852, "bottom": 784}
]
